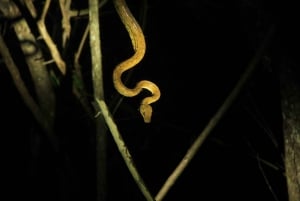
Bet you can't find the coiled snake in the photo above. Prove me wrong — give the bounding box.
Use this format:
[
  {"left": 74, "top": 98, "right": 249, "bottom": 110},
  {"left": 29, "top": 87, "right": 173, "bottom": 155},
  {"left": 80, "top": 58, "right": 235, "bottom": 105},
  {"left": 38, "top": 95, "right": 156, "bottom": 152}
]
[{"left": 113, "top": 0, "right": 160, "bottom": 123}]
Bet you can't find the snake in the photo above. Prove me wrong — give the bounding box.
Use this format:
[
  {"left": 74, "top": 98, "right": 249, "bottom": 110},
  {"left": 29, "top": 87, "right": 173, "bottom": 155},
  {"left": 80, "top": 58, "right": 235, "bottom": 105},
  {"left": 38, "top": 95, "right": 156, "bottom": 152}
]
[{"left": 112, "top": 0, "right": 161, "bottom": 123}]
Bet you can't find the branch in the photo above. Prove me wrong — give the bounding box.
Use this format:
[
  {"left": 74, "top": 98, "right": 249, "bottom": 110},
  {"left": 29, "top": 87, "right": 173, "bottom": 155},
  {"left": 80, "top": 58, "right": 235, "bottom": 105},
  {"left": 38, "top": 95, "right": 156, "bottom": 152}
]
[
  {"left": 70, "top": 0, "right": 108, "bottom": 17},
  {"left": 155, "top": 24, "right": 276, "bottom": 201},
  {"left": 37, "top": 0, "right": 66, "bottom": 75},
  {"left": 88, "top": 1, "right": 108, "bottom": 201},
  {"left": 89, "top": 0, "right": 104, "bottom": 99},
  {"left": 59, "top": 0, "right": 72, "bottom": 47},
  {"left": 96, "top": 99, "right": 156, "bottom": 201}
]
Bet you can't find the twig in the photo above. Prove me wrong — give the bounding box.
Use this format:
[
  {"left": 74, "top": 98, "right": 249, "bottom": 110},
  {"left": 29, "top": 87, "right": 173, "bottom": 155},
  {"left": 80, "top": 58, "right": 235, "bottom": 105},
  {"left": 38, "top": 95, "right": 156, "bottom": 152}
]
[
  {"left": 74, "top": 23, "right": 89, "bottom": 65},
  {"left": 73, "top": 23, "right": 94, "bottom": 120},
  {"left": 37, "top": 0, "right": 66, "bottom": 75},
  {"left": 257, "top": 154, "right": 280, "bottom": 201},
  {"left": 59, "top": 0, "right": 72, "bottom": 48},
  {"left": 23, "top": 0, "right": 37, "bottom": 18}
]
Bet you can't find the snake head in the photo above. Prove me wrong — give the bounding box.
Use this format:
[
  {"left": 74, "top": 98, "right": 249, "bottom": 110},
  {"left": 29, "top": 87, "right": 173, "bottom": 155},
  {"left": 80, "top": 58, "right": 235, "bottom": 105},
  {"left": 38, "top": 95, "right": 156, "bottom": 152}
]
[{"left": 139, "top": 104, "right": 152, "bottom": 123}]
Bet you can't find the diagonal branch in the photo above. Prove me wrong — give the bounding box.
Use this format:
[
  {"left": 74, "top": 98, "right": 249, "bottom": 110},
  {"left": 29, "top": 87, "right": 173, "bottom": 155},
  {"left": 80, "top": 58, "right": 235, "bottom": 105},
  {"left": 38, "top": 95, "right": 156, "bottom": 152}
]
[
  {"left": 96, "top": 99, "right": 156, "bottom": 201},
  {"left": 155, "top": 24, "right": 276, "bottom": 201}
]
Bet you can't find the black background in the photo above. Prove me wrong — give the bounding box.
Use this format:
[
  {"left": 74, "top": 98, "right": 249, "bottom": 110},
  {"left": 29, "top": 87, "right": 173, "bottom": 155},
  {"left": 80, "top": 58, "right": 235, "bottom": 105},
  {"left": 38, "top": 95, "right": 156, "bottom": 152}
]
[{"left": 2, "top": 0, "right": 298, "bottom": 200}]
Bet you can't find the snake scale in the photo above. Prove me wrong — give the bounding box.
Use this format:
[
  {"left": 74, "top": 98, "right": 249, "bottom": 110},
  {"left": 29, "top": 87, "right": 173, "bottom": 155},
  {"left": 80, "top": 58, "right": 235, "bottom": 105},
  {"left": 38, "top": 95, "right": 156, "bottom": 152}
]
[{"left": 113, "top": 0, "right": 161, "bottom": 123}]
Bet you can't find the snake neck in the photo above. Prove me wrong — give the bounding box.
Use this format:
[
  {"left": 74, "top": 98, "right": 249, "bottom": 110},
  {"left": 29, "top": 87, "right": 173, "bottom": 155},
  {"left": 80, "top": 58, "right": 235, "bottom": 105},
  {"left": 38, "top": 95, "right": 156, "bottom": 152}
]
[{"left": 114, "top": 0, "right": 144, "bottom": 51}]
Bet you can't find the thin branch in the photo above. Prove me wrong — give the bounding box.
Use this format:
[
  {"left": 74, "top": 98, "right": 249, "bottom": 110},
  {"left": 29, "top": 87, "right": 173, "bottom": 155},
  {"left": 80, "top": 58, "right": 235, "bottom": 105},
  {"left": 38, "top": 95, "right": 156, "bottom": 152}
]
[
  {"left": 96, "top": 99, "right": 156, "bottom": 201},
  {"left": 245, "top": 137, "right": 281, "bottom": 200},
  {"left": 59, "top": 0, "right": 72, "bottom": 47},
  {"left": 72, "top": 23, "right": 94, "bottom": 120},
  {"left": 74, "top": 23, "right": 89, "bottom": 65},
  {"left": 37, "top": 0, "right": 66, "bottom": 75},
  {"left": 40, "top": 0, "right": 50, "bottom": 23},
  {"left": 257, "top": 154, "right": 280, "bottom": 201},
  {"left": 23, "top": 0, "right": 37, "bottom": 18},
  {"left": 155, "top": 24, "right": 276, "bottom": 201}
]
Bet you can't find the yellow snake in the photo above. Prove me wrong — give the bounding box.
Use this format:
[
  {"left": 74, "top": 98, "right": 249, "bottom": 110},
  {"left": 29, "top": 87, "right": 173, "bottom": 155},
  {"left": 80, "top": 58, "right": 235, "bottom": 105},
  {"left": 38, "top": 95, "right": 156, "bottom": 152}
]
[{"left": 113, "top": 0, "right": 160, "bottom": 123}]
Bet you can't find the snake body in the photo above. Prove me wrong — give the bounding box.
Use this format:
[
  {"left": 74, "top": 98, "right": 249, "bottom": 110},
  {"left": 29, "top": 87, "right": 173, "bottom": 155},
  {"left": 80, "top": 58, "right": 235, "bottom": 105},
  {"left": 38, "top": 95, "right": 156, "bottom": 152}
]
[{"left": 113, "top": 0, "right": 160, "bottom": 123}]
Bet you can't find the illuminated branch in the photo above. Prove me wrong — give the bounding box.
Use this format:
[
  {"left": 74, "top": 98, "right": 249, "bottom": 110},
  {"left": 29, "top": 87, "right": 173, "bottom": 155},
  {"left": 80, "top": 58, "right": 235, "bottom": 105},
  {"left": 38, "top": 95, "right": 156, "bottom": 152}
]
[
  {"left": 37, "top": 0, "right": 66, "bottom": 75},
  {"left": 96, "top": 99, "right": 155, "bottom": 201},
  {"left": 155, "top": 25, "right": 275, "bottom": 201},
  {"left": 59, "top": 0, "right": 72, "bottom": 47}
]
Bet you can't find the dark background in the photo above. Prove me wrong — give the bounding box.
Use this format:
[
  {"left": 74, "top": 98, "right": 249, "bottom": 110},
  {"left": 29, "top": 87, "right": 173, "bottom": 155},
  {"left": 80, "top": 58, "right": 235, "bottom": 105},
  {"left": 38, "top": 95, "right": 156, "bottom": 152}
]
[{"left": 2, "top": 0, "right": 298, "bottom": 200}]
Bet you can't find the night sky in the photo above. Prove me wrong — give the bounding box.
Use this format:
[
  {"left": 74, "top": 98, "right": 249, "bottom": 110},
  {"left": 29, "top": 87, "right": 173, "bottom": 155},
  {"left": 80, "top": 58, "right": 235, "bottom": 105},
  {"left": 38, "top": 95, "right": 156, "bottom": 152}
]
[{"left": 1, "top": 0, "right": 298, "bottom": 200}]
